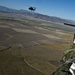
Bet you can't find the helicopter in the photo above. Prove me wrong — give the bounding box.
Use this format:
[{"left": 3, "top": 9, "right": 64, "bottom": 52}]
[{"left": 28, "top": 7, "right": 36, "bottom": 11}]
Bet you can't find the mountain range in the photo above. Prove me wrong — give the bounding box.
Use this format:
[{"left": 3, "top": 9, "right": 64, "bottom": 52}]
[{"left": 0, "top": 5, "right": 75, "bottom": 24}]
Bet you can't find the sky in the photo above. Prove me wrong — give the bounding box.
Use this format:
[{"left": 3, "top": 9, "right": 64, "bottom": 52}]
[{"left": 0, "top": 0, "right": 75, "bottom": 20}]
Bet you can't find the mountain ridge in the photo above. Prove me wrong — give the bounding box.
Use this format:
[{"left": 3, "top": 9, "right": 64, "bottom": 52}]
[{"left": 0, "top": 5, "right": 75, "bottom": 24}]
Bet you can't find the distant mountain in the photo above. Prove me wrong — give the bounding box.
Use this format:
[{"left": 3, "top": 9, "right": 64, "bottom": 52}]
[
  {"left": 0, "top": 5, "right": 32, "bottom": 13},
  {"left": 0, "top": 5, "right": 17, "bottom": 12},
  {"left": 0, "top": 5, "right": 75, "bottom": 24}
]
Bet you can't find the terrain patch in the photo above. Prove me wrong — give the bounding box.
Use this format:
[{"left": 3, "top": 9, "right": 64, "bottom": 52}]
[
  {"left": 0, "top": 25, "right": 10, "bottom": 28},
  {"left": 12, "top": 28, "right": 38, "bottom": 34}
]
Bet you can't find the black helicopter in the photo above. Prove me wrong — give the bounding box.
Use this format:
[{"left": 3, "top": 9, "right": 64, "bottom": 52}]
[{"left": 28, "top": 7, "right": 36, "bottom": 11}]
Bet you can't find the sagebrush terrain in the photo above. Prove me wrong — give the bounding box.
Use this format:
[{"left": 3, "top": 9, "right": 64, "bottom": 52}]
[{"left": 0, "top": 12, "right": 74, "bottom": 75}]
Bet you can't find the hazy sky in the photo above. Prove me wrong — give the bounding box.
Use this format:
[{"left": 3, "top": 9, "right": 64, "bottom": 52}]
[{"left": 0, "top": 0, "right": 75, "bottom": 20}]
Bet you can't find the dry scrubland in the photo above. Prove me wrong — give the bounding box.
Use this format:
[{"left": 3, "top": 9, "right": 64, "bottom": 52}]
[{"left": 0, "top": 14, "right": 74, "bottom": 75}]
